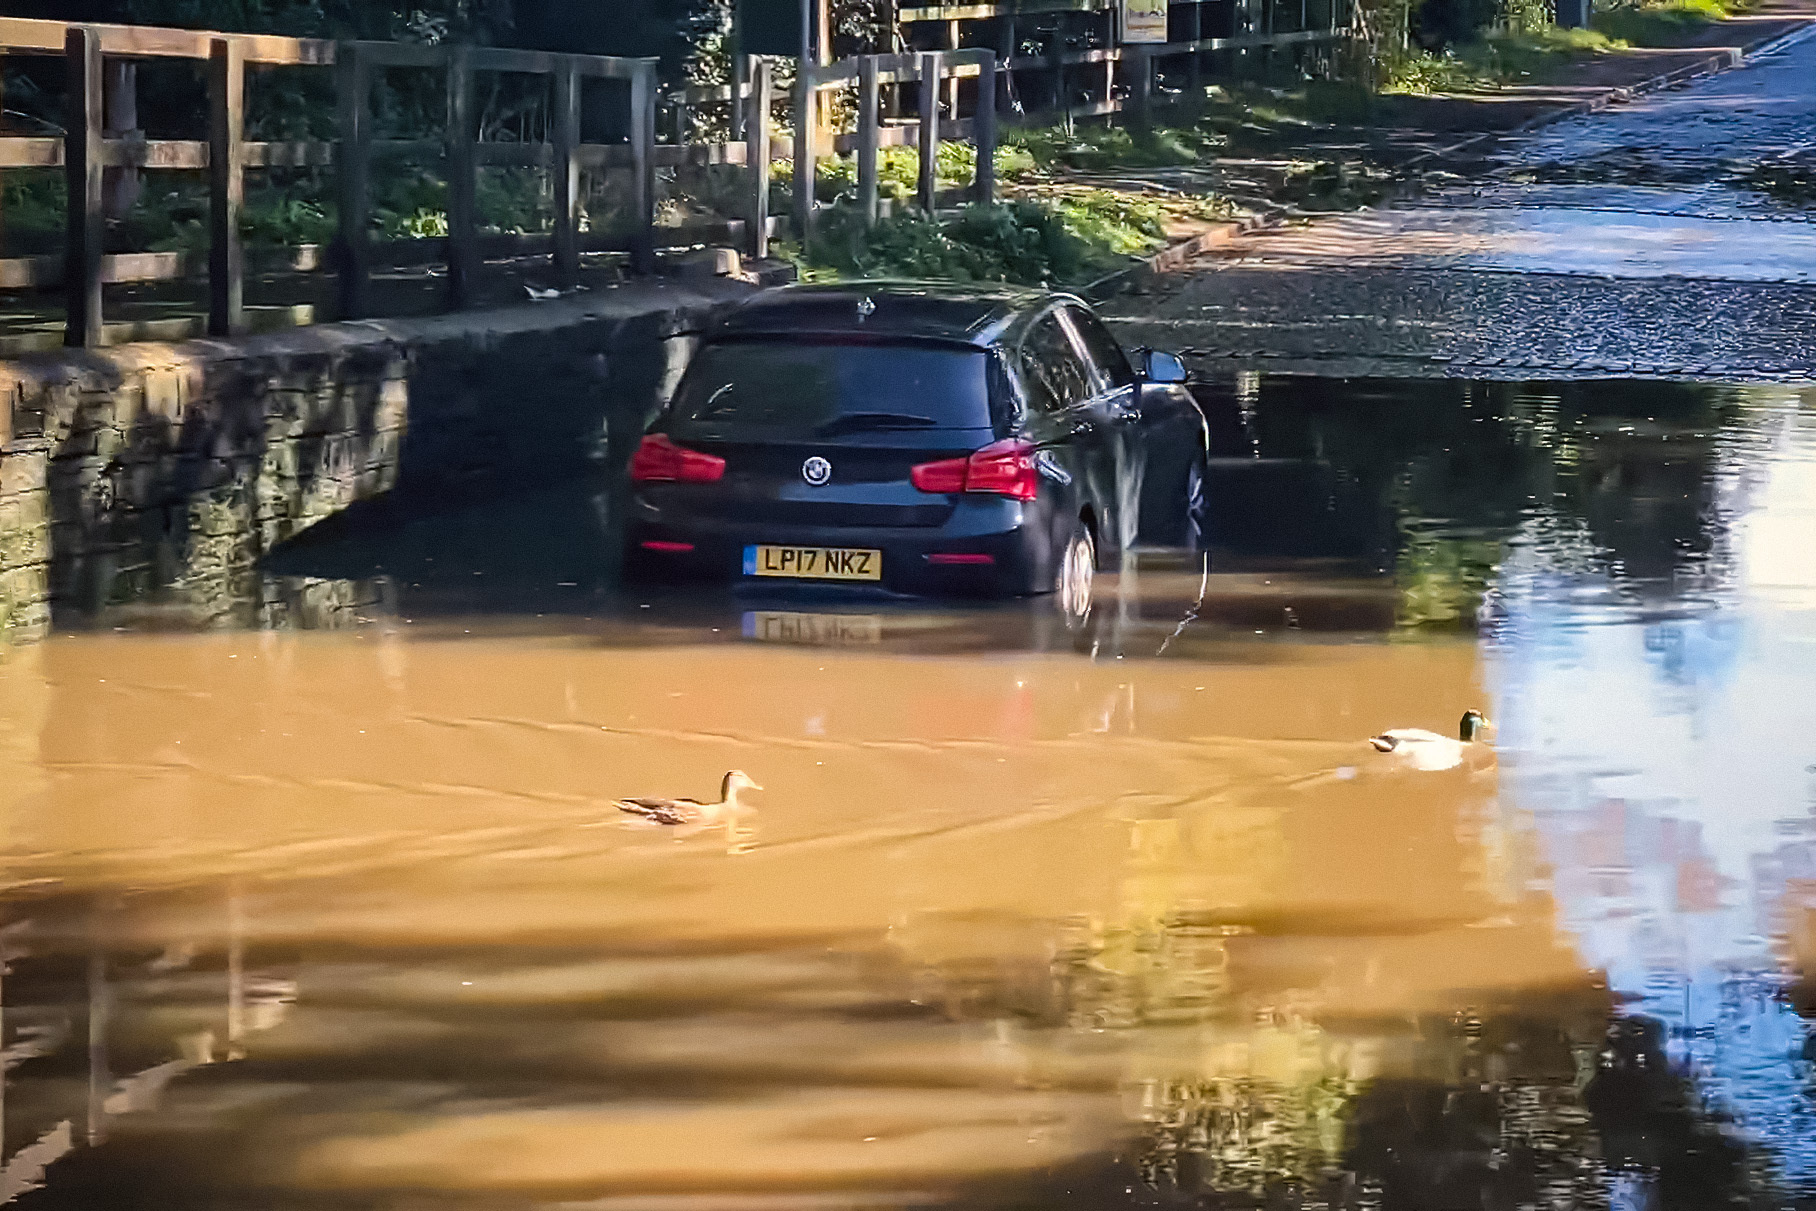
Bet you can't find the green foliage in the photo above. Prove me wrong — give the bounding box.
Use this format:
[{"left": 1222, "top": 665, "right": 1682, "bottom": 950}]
[
  {"left": 1047, "top": 189, "right": 1172, "bottom": 259},
  {"left": 810, "top": 143, "right": 1040, "bottom": 205},
  {"left": 787, "top": 183, "right": 1213, "bottom": 287},
  {"left": 1501, "top": 0, "right": 1555, "bottom": 32},
  {"left": 1375, "top": 0, "right": 1732, "bottom": 94},
  {"left": 239, "top": 190, "right": 336, "bottom": 246},
  {"left": 1394, "top": 529, "right": 1502, "bottom": 631},
  {"left": 0, "top": 159, "right": 550, "bottom": 257},
  {"left": 1474, "top": 26, "right": 1623, "bottom": 77},
  {"left": 1381, "top": 25, "right": 1625, "bottom": 92},
  {"left": 794, "top": 201, "right": 1092, "bottom": 285},
  {"left": 0, "top": 173, "right": 66, "bottom": 256},
  {"left": 111, "top": 0, "right": 505, "bottom": 43},
  {"left": 1592, "top": 0, "right": 1734, "bottom": 43},
  {"left": 1299, "top": 80, "right": 1381, "bottom": 123},
  {"left": 1002, "top": 123, "right": 1223, "bottom": 173},
  {"left": 1381, "top": 50, "right": 1484, "bottom": 93}
]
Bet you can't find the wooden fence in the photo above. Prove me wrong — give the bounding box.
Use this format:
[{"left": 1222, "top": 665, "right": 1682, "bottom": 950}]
[
  {"left": 0, "top": 17, "right": 696, "bottom": 350},
  {"left": 681, "top": 0, "right": 1350, "bottom": 143},
  {"left": 0, "top": 3, "right": 1352, "bottom": 351},
  {"left": 893, "top": 0, "right": 1351, "bottom": 123},
  {"left": 795, "top": 48, "right": 1000, "bottom": 247}
]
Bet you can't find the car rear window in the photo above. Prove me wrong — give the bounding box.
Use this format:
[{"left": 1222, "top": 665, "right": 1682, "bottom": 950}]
[{"left": 668, "top": 339, "right": 999, "bottom": 438}]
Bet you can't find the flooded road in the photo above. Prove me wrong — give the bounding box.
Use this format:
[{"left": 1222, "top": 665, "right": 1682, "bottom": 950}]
[
  {"left": 2, "top": 377, "right": 1815, "bottom": 1208},
  {"left": 1107, "top": 26, "right": 1816, "bottom": 379}
]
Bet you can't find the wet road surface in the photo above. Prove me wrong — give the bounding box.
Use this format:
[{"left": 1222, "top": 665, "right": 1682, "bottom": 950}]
[
  {"left": 3, "top": 377, "right": 1816, "bottom": 1207},
  {"left": 1108, "top": 27, "right": 1816, "bottom": 380}
]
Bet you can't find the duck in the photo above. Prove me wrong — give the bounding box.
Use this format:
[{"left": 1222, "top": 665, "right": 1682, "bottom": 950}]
[
  {"left": 615, "top": 770, "right": 763, "bottom": 826},
  {"left": 1368, "top": 710, "right": 1492, "bottom": 772}
]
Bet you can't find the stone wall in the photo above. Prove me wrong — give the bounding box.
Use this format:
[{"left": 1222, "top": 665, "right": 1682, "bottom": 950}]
[
  {"left": 0, "top": 438, "right": 50, "bottom": 642},
  {"left": 0, "top": 279, "right": 749, "bottom": 638}
]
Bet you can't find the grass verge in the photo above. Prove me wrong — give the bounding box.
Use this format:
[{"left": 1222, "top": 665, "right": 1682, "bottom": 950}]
[
  {"left": 781, "top": 126, "right": 1241, "bottom": 287},
  {"left": 1379, "top": 0, "right": 1747, "bottom": 95}
]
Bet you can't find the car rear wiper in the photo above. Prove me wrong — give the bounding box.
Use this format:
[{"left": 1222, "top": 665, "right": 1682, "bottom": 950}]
[{"left": 815, "top": 412, "right": 940, "bottom": 435}]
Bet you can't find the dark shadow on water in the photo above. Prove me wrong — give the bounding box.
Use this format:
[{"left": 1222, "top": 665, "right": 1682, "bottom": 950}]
[
  {"left": 0, "top": 883, "right": 1800, "bottom": 1211},
  {"left": 44, "top": 373, "right": 1768, "bottom": 653}
]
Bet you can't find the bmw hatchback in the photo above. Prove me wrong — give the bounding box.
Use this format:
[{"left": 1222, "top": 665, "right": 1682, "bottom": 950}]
[{"left": 623, "top": 282, "right": 1207, "bottom": 620}]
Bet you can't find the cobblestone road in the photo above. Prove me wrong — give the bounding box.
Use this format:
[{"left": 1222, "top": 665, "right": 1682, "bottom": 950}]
[{"left": 1106, "top": 25, "right": 1816, "bottom": 380}]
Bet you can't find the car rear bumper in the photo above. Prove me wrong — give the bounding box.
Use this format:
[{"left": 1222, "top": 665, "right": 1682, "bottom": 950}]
[{"left": 625, "top": 498, "right": 1051, "bottom": 597}]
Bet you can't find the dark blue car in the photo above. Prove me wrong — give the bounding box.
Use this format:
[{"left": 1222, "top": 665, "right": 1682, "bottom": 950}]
[{"left": 623, "top": 282, "right": 1207, "bottom": 622}]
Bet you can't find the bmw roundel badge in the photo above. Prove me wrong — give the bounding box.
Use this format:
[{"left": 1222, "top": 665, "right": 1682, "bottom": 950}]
[{"left": 802, "top": 456, "right": 832, "bottom": 486}]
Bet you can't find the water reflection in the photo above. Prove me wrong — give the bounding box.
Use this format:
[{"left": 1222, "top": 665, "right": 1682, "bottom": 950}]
[{"left": 0, "top": 377, "right": 1813, "bottom": 1208}]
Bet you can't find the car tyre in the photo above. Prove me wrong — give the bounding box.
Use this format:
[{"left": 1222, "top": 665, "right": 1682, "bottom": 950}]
[
  {"left": 1185, "top": 450, "right": 1209, "bottom": 550},
  {"left": 1055, "top": 521, "right": 1096, "bottom": 629}
]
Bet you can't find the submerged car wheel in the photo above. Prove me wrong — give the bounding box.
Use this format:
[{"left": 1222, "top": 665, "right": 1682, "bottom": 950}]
[
  {"left": 1185, "top": 451, "right": 1209, "bottom": 550},
  {"left": 1055, "top": 522, "right": 1096, "bottom": 629}
]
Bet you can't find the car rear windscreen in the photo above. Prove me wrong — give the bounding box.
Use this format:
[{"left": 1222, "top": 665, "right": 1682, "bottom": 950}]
[{"left": 668, "top": 339, "right": 997, "bottom": 437}]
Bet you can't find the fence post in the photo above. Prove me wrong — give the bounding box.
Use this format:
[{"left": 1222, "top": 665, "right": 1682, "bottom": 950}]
[
  {"left": 998, "top": 18, "right": 1017, "bottom": 113},
  {"left": 630, "top": 60, "right": 657, "bottom": 274},
  {"left": 730, "top": 45, "right": 747, "bottom": 143},
  {"left": 445, "top": 45, "right": 478, "bottom": 309},
  {"left": 917, "top": 53, "right": 939, "bottom": 215},
  {"left": 208, "top": 37, "right": 246, "bottom": 337},
  {"left": 1132, "top": 46, "right": 1153, "bottom": 129},
  {"left": 334, "top": 42, "right": 371, "bottom": 320},
  {"left": 944, "top": 19, "right": 961, "bottom": 117},
  {"left": 747, "top": 58, "right": 772, "bottom": 260},
  {"left": 975, "top": 51, "right": 996, "bottom": 207},
  {"left": 1190, "top": 1, "right": 1204, "bottom": 99},
  {"left": 64, "top": 27, "right": 104, "bottom": 349},
  {"left": 857, "top": 55, "right": 880, "bottom": 228},
  {"left": 553, "top": 59, "right": 582, "bottom": 290},
  {"left": 1101, "top": 26, "right": 1114, "bottom": 111},
  {"left": 792, "top": 63, "right": 814, "bottom": 244}
]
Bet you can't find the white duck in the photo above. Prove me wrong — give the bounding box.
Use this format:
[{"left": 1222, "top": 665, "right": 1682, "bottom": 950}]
[
  {"left": 1369, "top": 710, "right": 1491, "bottom": 772},
  {"left": 615, "top": 770, "right": 763, "bottom": 825}
]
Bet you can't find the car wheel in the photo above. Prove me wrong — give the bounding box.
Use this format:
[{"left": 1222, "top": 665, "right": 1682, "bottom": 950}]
[
  {"left": 1055, "top": 521, "right": 1096, "bottom": 629},
  {"left": 1185, "top": 451, "right": 1209, "bottom": 550}
]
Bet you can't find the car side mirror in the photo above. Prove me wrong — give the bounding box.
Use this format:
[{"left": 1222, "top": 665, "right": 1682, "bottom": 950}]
[{"left": 1138, "top": 349, "right": 1188, "bottom": 384}]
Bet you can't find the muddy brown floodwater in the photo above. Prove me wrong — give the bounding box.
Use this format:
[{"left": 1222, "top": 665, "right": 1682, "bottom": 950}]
[{"left": 2, "top": 377, "right": 1815, "bottom": 1209}]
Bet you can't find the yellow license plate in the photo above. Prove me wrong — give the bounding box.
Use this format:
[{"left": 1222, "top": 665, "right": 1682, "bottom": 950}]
[
  {"left": 743, "top": 545, "right": 882, "bottom": 581},
  {"left": 743, "top": 611, "right": 884, "bottom": 645}
]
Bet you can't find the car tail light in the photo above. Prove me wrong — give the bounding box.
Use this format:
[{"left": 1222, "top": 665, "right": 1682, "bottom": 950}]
[
  {"left": 910, "top": 440, "right": 1038, "bottom": 502},
  {"left": 630, "top": 434, "right": 725, "bottom": 483},
  {"left": 926, "top": 553, "right": 995, "bottom": 566},
  {"left": 640, "top": 540, "right": 695, "bottom": 553}
]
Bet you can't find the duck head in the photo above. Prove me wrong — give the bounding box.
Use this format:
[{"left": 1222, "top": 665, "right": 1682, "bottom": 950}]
[
  {"left": 1459, "top": 710, "right": 1491, "bottom": 742},
  {"left": 721, "top": 770, "right": 764, "bottom": 800}
]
